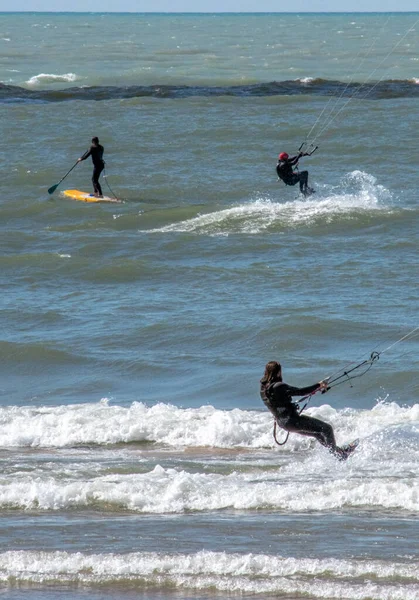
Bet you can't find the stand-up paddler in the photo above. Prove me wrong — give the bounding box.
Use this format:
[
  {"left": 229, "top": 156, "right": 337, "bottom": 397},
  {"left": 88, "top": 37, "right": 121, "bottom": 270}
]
[{"left": 78, "top": 136, "right": 105, "bottom": 198}]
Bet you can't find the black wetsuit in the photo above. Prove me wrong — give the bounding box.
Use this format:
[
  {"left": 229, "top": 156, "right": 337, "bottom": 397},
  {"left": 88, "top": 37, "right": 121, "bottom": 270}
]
[
  {"left": 260, "top": 379, "right": 345, "bottom": 458},
  {"left": 80, "top": 144, "right": 105, "bottom": 196},
  {"left": 276, "top": 155, "right": 310, "bottom": 195}
]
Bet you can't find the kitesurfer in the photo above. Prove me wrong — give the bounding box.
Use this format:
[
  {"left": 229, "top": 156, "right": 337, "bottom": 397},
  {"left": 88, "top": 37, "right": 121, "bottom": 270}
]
[
  {"left": 260, "top": 361, "right": 349, "bottom": 460},
  {"left": 276, "top": 151, "right": 314, "bottom": 197},
  {"left": 78, "top": 137, "right": 105, "bottom": 197}
]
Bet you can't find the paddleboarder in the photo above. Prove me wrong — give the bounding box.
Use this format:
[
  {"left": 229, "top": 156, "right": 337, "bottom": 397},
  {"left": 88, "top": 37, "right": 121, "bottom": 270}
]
[{"left": 78, "top": 137, "right": 105, "bottom": 198}]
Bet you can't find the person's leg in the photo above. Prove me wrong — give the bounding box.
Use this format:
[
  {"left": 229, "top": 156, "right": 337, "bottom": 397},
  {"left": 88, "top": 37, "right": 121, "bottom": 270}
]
[
  {"left": 283, "top": 413, "right": 346, "bottom": 458},
  {"left": 92, "top": 165, "right": 104, "bottom": 197},
  {"left": 282, "top": 174, "right": 300, "bottom": 187},
  {"left": 298, "top": 171, "right": 309, "bottom": 192},
  {"left": 92, "top": 167, "right": 99, "bottom": 195}
]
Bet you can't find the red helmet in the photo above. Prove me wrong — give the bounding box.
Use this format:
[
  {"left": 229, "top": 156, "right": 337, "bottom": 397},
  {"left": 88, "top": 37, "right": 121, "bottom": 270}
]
[{"left": 278, "top": 152, "right": 289, "bottom": 160}]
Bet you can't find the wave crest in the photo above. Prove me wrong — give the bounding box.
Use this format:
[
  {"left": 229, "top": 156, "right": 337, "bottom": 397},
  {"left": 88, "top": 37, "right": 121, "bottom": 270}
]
[
  {"left": 26, "top": 72, "right": 79, "bottom": 86},
  {"left": 0, "top": 550, "right": 418, "bottom": 596}
]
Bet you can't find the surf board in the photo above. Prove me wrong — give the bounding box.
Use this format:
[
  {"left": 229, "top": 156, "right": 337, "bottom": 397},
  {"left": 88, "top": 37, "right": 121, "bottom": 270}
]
[
  {"left": 339, "top": 438, "right": 359, "bottom": 461},
  {"left": 62, "top": 189, "right": 121, "bottom": 203}
]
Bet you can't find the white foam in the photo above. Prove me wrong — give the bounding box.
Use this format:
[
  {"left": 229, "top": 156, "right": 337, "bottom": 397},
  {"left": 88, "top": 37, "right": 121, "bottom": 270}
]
[
  {"left": 145, "top": 171, "right": 394, "bottom": 235},
  {"left": 1, "top": 457, "right": 418, "bottom": 512},
  {"left": 0, "top": 550, "right": 417, "bottom": 598},
  {"left": 0, "top": 401, "right": 418, "bottom": 513},
  {"left": 26, "top": 72, "right": 79, "bottom": 86},
  {"left": 0, "top": 400, "right": 417, "bottom": 451},
  {"left": 0, "top": 401, "right": 270, "bottom": 448}
]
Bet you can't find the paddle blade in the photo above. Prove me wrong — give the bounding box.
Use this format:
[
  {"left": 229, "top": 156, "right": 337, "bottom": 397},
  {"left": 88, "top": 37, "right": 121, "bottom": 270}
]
[
  {"left": 48, "top": 160, "right": 80, "bottom": 195},
  {"left": 48, "top": 183, "right": 59, "bottom": 195}
]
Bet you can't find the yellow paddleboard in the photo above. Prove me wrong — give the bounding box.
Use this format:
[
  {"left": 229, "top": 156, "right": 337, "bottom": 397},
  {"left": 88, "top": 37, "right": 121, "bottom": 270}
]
[{"left": 62, "top": 189, "right": 121, "bottom": 203}]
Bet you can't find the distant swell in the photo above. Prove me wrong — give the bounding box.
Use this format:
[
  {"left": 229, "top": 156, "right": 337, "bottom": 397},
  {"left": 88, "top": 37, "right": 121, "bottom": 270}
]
[{"left": 1, "top": 79, "right": 419, "bottom": 103}]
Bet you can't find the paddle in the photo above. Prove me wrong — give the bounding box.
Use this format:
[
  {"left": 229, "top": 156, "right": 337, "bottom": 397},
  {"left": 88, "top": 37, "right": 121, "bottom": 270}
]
[{"left": 48, "top": 160, "right": 80, "bottom": 195}]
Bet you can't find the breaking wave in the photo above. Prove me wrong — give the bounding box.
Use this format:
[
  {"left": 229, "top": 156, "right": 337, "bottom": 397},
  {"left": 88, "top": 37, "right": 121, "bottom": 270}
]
[
  {"left": 0, "top": 550, "right": 418, "bottom": 598},
  {"left": 25, "top": 72, "right": 80, "bottom": 86}
]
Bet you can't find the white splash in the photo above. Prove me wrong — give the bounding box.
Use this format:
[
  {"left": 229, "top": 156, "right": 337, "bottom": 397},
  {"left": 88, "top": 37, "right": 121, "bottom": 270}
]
[{"left": 145, "top": 171, "right": 394, "bottom": 235}]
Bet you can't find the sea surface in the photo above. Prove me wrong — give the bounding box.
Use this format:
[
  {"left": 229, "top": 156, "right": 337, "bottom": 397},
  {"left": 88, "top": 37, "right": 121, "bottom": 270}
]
[{"left": 0, "top": 12, "right": 418, "bottom": 600}]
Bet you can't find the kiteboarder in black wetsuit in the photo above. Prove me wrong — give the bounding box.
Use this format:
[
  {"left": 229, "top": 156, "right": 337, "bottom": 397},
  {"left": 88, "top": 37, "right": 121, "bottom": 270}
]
[
  {"left": 276, "top": 151, "right": 314, "bottom": 197},
  {"left": 260, "top": 361, "right": 349, "bottom": 460},
  {"left": 78, "top": 137, "right": 105, "bottom": 197}
]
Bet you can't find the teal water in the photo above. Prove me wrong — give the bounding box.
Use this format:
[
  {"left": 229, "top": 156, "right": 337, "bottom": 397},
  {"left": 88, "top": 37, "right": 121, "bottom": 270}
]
[
  {"left": 1, "top": 12, "right": 419, "bottom": 87},
  {"left": 0, "top": 12, "right": 418, "bottom": 600}
]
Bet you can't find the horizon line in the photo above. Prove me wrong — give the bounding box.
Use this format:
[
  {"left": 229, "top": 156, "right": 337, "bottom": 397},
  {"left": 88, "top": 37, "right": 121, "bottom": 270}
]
[{"left": 1, "top": 10, "right": 419, "bottom": 14}]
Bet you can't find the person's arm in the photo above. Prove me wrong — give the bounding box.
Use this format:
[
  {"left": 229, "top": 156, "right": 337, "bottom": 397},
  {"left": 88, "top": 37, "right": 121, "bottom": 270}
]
[
  {"left": 285, "top": 382, "right": 323, "bottom": 397},
  {"left": 289, "top": 152, "right": 310, "bottom": 166},
  {"left": 78, "top": 147, "right": 91, "bottom": 162}
]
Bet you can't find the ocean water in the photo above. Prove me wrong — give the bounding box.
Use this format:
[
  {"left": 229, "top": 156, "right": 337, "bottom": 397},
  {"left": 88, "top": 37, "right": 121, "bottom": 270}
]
[{"left": 0, "top": 12, "right": 418, "bottom": 600}]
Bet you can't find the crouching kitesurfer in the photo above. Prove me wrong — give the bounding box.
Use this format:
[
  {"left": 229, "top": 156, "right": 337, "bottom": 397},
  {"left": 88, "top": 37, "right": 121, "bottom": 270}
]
[{"left": 276, "top": 151, "right": 315, "bottom": 197}]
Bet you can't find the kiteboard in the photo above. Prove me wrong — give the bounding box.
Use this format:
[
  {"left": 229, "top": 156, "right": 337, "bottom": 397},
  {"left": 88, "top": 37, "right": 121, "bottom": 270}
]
[
  {"left": 62, "top": 189, "right": 122, "bottom": 203},
  {"left": 295, "top": 188, "right": 316, "bottom": 199},
  {"left": 339, "top": 438, "right": 359, "bottom": 461}
]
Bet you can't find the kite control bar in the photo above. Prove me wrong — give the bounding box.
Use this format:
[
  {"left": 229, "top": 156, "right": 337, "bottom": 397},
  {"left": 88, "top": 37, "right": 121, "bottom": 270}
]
[{"left": 298, "top": 142, "right": 318, "bottom": 156}]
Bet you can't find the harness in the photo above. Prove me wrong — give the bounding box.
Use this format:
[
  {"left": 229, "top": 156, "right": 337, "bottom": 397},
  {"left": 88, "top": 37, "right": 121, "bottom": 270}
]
[
  {"left": 261, "top": 382, "right": 301, "bottom": 447},
  {"left": 263, "top": 378, "right": 329, "bottom": 447},
  {"left": 276, "top": 160, "right": 298, "bottom": 184}
]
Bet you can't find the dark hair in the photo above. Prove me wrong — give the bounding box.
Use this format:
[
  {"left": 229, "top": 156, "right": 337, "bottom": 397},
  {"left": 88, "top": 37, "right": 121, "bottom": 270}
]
[
  {"left": 260, "top": 361, "right": 282, "bottom": 385},
  {"left": 92, "top": 137, "right": 99, "bottom": 144}
]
